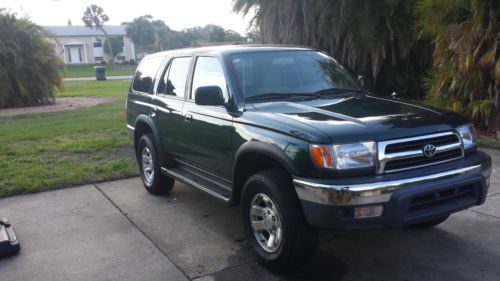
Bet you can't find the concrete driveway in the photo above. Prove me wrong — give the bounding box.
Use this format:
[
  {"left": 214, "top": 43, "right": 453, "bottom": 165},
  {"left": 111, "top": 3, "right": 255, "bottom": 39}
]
[{"left": 1, "top": 149, "right": 499, "bottom": 281}]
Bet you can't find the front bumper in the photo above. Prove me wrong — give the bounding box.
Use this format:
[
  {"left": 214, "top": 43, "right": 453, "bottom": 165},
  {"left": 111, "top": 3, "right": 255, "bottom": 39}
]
[{"left": 294, "top": 151, "right": 492, "bottom": 229}]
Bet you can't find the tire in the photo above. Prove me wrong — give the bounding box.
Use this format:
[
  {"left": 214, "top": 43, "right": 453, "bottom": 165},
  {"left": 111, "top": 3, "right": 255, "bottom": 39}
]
[
  {"left": 137, "top": 134, "right": 174, "bottom": 195},
  {"left": 407, "top": 215, "right": 450, "bottom": 229},
  {"left": 241, "top": 170, "right": 318, "bottom": 272}
]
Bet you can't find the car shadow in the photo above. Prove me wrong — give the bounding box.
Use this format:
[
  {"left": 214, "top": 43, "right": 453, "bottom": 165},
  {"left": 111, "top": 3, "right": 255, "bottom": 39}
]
[{"left": 105, "top": 180, "right": 500, "bottom": 280}]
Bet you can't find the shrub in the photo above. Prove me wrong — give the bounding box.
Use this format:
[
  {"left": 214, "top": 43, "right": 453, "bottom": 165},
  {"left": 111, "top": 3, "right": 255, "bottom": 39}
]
[
  {"left": 0, "top": 11, "right": 63, "bottom": 108},
  {"left": 103, "top": 36, "right": 123, "bottom": 64},
  {"left": 417, "top": 0, "right": 500, "bottom": 131}
]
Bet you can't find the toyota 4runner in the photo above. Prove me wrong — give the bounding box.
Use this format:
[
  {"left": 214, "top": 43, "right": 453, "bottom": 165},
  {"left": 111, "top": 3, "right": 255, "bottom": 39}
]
[{"left": 126, "top": 45, "right": 491, "bottom": 272}]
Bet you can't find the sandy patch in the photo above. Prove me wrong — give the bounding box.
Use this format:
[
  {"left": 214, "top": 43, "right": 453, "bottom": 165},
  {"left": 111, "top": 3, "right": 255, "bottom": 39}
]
[{"left": 0, "top": 96, "right": 117, "bottom": 118}]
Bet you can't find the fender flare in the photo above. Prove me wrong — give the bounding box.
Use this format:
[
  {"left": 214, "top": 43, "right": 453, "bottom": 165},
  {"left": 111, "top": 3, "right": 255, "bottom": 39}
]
[
  {"left": 233, "top": 141, "right": 299, "bottom": 177},
  {"left": 134, "top": 115, "right": 167, "bottom": 167}
]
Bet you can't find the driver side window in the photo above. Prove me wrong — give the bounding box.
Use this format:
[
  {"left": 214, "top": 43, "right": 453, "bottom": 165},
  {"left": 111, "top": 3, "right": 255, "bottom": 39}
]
[{"left": 191, "top": 57, "right": 228, "bottom": 101}]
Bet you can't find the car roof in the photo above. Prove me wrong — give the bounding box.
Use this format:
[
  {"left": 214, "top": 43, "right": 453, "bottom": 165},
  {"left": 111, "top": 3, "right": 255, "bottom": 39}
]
[{"left": 143, "top": 44, "right": 316, "bottom": 60}]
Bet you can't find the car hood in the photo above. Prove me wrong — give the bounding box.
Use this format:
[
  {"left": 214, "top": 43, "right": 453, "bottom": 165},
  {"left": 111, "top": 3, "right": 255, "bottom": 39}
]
[{"left": 249, "top": 94, "right": 469, "bottom": 143}]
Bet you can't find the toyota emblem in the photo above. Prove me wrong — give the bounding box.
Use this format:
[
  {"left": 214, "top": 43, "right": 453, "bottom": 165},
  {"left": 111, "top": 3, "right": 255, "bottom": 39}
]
[{"left": 423, "top": 144, "right": 436, "bottom": 158}]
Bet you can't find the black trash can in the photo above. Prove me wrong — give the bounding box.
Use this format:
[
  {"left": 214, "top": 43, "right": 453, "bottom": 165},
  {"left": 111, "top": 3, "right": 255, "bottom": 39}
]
[{"left": 94, "top": 66, "right": 106, "bottom": 81}]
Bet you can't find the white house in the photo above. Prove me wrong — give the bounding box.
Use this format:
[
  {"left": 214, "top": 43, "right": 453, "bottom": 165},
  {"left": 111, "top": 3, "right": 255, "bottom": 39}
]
[{"left": 44, "top": 25, "right": 136, "bottom": 64}]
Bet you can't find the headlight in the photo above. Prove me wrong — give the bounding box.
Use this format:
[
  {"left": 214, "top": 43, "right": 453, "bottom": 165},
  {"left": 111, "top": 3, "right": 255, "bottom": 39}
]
[
  {"left": 456, "top": 124, "right": 477, "bottom": 150},
  {"left": 310, "top": 141, "right": 376, "bottom": 170},
  {"left": 333, "top": 141, "right": 376, "bottom": 170}
]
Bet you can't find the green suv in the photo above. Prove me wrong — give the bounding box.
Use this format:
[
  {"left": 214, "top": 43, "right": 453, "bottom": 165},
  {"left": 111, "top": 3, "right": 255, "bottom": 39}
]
[{"left": 126, "top": 45, "right": 491, "bottom": 271}]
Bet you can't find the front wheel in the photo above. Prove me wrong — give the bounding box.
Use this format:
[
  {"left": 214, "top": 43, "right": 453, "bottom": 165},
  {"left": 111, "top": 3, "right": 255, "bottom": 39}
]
[
  {"left": 137, "top": 134, "right": 174, "bottom": 195},
  {"left": 241, "top": 170, "right": 318, "bottom": 272}
]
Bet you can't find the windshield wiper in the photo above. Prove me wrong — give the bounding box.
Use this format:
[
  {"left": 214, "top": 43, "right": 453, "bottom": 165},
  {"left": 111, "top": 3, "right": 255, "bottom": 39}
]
[
  {"left": 314, "top": 88, "right": 366, "bottom": 95},
  {"left": 245, "top": 93, "right": 320, "bottom": 102}
]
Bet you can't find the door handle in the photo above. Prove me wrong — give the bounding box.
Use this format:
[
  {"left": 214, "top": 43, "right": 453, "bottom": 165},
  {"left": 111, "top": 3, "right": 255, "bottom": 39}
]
[{"left": 184, "top": 114, "right": 193, "bottom": 122}]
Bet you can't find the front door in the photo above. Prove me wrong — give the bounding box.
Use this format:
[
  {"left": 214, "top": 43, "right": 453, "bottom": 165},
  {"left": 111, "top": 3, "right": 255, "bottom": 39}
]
[
  {"left": 180, "top": 56, "right": 233, "bottom": 180},
  {"left": 68, "top": 46, "right": 83, "bottom": 63}
]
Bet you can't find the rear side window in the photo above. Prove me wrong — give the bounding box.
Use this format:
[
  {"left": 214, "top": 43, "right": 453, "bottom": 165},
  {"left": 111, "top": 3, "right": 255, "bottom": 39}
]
[
  {"left": 191, "top": 57, "right": 228, "bottom": 100},
  {"left": 132, "top": 56, "right": 164, "bottom": 93},
  {"left": 158, "top": 57, "right": 192, "bottom": 97}
]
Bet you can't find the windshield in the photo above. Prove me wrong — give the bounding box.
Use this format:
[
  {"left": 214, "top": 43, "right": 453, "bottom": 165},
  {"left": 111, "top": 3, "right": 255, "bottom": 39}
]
[{"left": 230, "top": 50, "right": 361, "bottom": 100}]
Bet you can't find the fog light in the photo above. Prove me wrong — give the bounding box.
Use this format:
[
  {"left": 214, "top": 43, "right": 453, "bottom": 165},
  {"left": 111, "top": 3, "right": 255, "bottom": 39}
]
[{"left": 354, "top": 205, "right": 384, "bottom": 219}]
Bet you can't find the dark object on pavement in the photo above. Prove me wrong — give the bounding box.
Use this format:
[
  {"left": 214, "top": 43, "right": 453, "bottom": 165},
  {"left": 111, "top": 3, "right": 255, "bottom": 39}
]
[{"left": 0, "top": 218, "right": 20, "bottom": 258}]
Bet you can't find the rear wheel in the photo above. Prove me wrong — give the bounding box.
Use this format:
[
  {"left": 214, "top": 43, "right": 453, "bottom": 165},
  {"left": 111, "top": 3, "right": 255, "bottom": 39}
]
[
  {"left": 137, "top": 134, "right": 174, "bottom": 195},
  {"left": 241, "top": 170, "right": 318, "bottom": 272},
  {"left": 407, "top": 215, "right": 450, "bottom": 229}
]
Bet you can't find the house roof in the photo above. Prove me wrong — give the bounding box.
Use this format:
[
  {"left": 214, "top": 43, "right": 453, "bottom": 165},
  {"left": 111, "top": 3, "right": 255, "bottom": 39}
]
[{"left": 43, "top": 25, "right": 126, "bottom": 37}]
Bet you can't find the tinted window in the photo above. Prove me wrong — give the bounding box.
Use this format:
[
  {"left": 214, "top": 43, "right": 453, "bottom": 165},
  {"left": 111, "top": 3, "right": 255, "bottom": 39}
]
[
  {"left": 132, "top": 56, "right": 164, "bottom": 93},
  {"left": 158, "top": 57, "right": 191, "bottom": 97},
  {"left": 230, "top": 51, "right": 360, "bottom": 99},
  {"left": 191, "top": 57, "right": 227, "bottom": 100}
]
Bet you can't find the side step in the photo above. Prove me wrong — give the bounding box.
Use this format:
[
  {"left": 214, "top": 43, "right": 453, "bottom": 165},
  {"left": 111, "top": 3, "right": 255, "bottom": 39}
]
[{"left": 162, "top": 167, "right": 232, "bottom": 202}]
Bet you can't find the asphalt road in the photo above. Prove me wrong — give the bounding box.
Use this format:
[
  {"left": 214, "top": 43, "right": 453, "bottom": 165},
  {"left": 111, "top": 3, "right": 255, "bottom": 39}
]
[{"left": 1, "top": 149, "right": 499, "bottom": 281}]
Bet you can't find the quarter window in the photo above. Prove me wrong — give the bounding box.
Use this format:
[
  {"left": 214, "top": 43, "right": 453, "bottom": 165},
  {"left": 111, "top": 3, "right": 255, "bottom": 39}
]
[
  {"left": 191, "top": 57, "right": 228, "bottom": 100},
  {"left": 158, "top": 57, "right": 191, "bottom": 97},
  {"left": 132, "top": 56, "right": 164, "bottom": 94}
]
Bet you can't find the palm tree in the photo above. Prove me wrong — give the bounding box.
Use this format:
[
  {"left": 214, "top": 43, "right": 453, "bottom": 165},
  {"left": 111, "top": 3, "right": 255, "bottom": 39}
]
[
  {"left": 0, "top": 11, "right": 62, "bottom": 108},
  {"left": 82, "top": 4, "right": 114, "bottom": 64},
  {"left": 232, "top": 0, "right": 431, "bottom": 98},
  {"left": 417, "top": 0, "right": 500, "bottom": 131}
]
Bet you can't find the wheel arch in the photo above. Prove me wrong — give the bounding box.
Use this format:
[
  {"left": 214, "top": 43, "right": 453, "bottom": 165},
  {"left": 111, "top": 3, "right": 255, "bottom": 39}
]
[
  {"left": 133, "top": 115, "right": 166, "bottom": 167},
  {"left": 231, "top": 141, "right": 299, "bottom": 205}
]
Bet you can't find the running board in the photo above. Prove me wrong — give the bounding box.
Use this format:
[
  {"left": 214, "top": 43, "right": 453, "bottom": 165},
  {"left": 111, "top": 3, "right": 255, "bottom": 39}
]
[{"left": 161, "top": 167, "right": 232, "bottom": 202}]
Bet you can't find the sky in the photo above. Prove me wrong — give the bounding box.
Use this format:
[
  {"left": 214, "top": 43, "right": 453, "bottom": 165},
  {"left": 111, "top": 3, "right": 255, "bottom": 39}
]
[{"left": 0, "top": 0, "right": 254, "bottom": 35}]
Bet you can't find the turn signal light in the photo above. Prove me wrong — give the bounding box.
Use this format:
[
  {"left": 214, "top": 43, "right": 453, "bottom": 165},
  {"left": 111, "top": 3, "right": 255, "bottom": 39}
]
[{"left": 310, "top": 144, "right": 333, "bottom": 169}]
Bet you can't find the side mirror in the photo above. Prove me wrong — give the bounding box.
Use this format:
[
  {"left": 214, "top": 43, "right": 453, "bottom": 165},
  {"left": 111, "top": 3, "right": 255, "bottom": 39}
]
[
  {"left": 357, "top": 75, "right": 373, "bottom": 91},
  {"left": 195, "top": 86, "right": 225, "bottom": 106}
]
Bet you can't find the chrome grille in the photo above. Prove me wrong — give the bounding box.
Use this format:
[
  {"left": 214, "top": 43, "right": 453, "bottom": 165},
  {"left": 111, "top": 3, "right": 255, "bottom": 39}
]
[{"left": 377, "top": 132, "right": 464, "bottom": 174}]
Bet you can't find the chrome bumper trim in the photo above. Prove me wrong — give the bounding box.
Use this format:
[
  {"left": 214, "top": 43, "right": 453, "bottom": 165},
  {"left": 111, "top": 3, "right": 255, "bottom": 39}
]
[{"left": 294, "top": 156, "right": 491, "bottom": 206}]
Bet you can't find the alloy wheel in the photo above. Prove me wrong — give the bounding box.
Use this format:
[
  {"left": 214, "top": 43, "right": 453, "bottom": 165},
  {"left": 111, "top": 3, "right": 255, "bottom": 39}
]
[
  {"left": 250, "top": 193, "right": 283, "bottom": 253},
  {"left": 141, "top": 146, "right": 154, "bottom": 184}
]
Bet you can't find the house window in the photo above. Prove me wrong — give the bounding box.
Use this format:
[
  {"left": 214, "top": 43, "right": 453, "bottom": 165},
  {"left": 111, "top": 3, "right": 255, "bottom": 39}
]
[
  {"left": 93, "top": 38, "right": 102, "bottom": 48},
  {"left": 118, "top": 37, "right": 124, "bottom": 47},
  {"left": 94, "top": 56, "right": 104, "bottom": 61}
]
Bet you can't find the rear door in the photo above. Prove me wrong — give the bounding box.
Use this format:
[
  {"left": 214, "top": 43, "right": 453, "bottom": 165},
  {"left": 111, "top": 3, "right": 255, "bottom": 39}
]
[
  {"left": 179, "top": 56, "right": 234, "bottom": 180},
  {"left": 150, "top": 56, "right": 193, "bottom": 161}
]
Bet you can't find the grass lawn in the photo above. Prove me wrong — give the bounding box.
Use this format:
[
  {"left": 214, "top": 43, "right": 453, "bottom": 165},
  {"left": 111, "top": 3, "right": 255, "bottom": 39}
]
[
  {"left": 64, "top": 64, "right": 136, "bottom": 78},
  {"left": 479, "top": 136, "right": 500, "bottom": 150},
  {"left": 0, "top": 80, "right": 137, "bottom": 198},
  {"left": 58, "top": 80, "right": 130, "bottom": 97}
]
